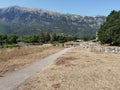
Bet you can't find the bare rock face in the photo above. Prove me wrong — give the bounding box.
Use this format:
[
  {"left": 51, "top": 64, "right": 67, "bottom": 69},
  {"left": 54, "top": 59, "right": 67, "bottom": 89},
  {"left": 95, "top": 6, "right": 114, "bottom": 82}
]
[{"left": 0, "top": 6, "right": 106, "bottom": 36}]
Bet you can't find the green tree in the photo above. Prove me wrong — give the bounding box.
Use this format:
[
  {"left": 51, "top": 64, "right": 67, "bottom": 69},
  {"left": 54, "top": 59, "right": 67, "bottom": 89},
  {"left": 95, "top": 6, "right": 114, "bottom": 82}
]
[
  {"left": 30, "top": 35, "right": 39, "bottom": 43},
  {"left": 98, "top": 10, "right": 120, "bottom": 45},
  {"left": 8, "top": 35, "right": 18, "bottom": 44},
  {"left": 38, "top": 33, "right": 45, "bottom": 43},
  {"left": 44, "top": 32, "right": 51, "bottom": 42},
  {"left": 51, "top": 33, "right": 57, "bottom": 41},
  {"left": 0, "top": 34, "right": 8, "bottom": 44}
]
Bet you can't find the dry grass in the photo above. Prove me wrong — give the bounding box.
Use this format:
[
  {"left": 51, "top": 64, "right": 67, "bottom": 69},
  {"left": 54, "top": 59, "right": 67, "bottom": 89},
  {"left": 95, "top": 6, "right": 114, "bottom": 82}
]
[
  {"left": 17, "top": 47, "right": 120, "bottom": 90},
  {"left": 55, "top": 57, "right": 76, "bottom": 65},
  {"left": 0, "top": 45, "right": 63, "bottom": 76}
]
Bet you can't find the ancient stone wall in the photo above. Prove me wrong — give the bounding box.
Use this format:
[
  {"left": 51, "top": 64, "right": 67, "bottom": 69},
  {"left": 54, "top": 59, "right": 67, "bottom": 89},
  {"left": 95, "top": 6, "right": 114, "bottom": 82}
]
[{"left": 79, "top": 42, "right": 120, "bottom": 54}]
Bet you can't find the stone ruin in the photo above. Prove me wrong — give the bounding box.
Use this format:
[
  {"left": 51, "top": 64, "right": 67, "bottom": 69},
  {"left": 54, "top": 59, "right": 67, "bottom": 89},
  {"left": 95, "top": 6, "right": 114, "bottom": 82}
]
[{"left": 79, "top": 42, "right": 120, "bottom": 54}]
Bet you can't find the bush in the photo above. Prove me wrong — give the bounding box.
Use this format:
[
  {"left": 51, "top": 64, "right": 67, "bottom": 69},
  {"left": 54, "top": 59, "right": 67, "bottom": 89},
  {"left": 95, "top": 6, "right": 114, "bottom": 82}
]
[{"left": 2, "top": 44, "right": 20, "bottom": 48}]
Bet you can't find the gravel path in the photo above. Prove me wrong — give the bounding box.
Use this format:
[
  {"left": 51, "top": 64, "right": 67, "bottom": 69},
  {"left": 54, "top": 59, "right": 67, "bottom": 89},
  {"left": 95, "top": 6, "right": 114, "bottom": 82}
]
[{"left": 0, "top": 48, "right": 71, "bottom": 90}]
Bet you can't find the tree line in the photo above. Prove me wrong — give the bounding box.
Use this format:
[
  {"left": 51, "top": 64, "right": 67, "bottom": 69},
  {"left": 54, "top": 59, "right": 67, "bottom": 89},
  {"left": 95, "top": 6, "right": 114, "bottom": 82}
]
[{"left": 0, "top": 32, "right": 77, "bottom": 46}]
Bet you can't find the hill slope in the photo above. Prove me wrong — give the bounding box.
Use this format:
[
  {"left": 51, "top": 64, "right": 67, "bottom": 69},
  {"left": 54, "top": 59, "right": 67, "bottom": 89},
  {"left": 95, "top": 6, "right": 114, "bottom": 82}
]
[{"left": 0, "top": 6, "right": 106, "bottom": 38}]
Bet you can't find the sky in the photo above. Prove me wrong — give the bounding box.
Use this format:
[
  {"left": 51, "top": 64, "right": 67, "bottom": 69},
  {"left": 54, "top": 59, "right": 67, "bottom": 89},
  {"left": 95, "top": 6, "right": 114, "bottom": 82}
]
[{"left": 0, "top": 0, "right": 120, "bottom": 16}]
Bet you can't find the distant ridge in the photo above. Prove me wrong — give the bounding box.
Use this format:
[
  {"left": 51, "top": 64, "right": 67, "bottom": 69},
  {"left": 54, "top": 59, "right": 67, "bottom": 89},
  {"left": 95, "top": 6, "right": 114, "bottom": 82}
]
[{"left": 0, "top": 6, "right": 106, "bottom": 38}]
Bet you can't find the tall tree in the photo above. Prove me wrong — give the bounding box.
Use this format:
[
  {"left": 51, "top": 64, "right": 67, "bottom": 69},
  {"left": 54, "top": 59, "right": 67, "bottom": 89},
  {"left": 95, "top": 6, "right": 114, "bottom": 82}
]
[
  {"left": 44, "top": 32, "right": 51, "bottom": 42},
  {"left": 8, "top": 35, "right": 18, "bottom": 44},
  {"left": 98, "top": 10, "right": 120, "bottom": 45},
  {"left": 51, "top": 33, "right": 57, "bottom": 41},
  {"left": 38, "top": 32, "right": 45, "bottom": 43}
]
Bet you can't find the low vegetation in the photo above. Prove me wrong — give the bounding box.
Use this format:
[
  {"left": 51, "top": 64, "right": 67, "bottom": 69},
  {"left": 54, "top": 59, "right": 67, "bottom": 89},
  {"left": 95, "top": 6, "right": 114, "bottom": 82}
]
[{"left": 0, "top": 33, "right": 77, "bottom": 48}]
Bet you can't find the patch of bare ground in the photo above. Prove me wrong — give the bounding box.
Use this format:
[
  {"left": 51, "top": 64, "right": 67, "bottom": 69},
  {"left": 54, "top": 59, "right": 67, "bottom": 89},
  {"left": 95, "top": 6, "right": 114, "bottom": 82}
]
[
  {"left": 17, "top": 47, "right": 120, "bottom": 90},
  {"left": 0, "top": 45, "right": 63, "bottom": 76}
]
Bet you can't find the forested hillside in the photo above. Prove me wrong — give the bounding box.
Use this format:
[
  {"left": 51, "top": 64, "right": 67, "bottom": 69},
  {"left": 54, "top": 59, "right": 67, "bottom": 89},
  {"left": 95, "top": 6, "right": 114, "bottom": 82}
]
[{"left": 0, "top": 6, "right": 106, "bottom": 38}]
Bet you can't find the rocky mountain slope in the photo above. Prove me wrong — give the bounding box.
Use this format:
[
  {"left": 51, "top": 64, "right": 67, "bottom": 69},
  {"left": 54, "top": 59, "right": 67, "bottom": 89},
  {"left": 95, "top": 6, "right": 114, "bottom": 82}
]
[{"left": 0, "top": 6, "right": 106, "bottom": 38}]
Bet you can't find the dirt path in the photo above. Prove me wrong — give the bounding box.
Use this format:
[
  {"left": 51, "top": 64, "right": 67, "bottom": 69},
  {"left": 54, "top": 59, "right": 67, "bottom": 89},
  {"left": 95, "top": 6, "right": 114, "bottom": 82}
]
[
  {"left": 0, "top": 46, "right": 63, "bottom": 76},
  {"left": 17, "top": 47, "right": 120, "bottom": 90},
  {"left": 0, "top": 48, "right": 71, "bottom": 90}
]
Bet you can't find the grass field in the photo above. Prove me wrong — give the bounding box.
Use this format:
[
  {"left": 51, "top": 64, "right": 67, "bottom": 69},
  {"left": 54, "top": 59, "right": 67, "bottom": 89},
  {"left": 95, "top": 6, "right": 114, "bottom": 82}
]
[
  {"left": 17, "top": 47, "right": 120, "bottom": 90},
  {"left": 0, "top": 45, "right": 63, "bottom": 76}
]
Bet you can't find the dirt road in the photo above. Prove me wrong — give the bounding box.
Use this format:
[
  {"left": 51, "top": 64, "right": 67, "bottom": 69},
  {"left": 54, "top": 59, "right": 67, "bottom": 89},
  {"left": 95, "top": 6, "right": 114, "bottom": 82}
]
[{"left": 0, "top": 48, "right": 71, "bottom": 90}]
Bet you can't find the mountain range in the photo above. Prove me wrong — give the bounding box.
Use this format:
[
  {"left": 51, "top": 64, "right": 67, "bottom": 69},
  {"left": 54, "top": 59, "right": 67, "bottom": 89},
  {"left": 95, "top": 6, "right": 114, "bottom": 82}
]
[{"left": 0, "top": 6, "right": 106, "bottom": 38}]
